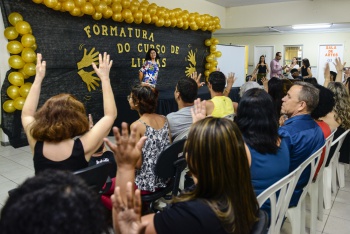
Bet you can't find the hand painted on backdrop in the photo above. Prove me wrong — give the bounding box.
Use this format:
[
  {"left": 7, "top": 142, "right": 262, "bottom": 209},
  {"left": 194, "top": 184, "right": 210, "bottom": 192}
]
[
  {"left": 77, "top": 47, "right": 99, "bottom": 70},
  {"left": 78, "top": 69, "right": 100, "bottom": 92}
]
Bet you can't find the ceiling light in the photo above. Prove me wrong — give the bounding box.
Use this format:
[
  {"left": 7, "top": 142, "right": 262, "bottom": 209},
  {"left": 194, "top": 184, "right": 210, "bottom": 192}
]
[{"left": 292, "top": 24, "right": 332, "bottom": 30}]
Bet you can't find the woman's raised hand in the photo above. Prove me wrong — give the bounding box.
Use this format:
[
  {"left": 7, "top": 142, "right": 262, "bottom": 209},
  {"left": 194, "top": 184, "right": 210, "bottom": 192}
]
[
  {"left": 191, "top": 98, "right": 207, "bottom": 123},
  {"left": 104, "top": 122, "right": 147, "bottom": 170},
  {"left": 92, "top": 52, "right": 113, "bottom": 81},
  {"left": 35, "top": 53, "right": 46, "bottom": 82}
]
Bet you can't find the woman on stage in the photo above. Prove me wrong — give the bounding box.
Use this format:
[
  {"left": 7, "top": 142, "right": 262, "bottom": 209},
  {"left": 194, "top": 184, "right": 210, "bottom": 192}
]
[
  {"left": 139, "top": 48, "right": 160, "bottom": 88},
  {"left": 253, "top": 55, "right": 270, "bottom": 85}
]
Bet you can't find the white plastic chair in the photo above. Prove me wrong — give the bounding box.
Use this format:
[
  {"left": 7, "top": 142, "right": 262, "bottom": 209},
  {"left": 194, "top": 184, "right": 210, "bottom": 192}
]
[
  {"left": 287, "top": 144, "right": 325, "bottom": 234},
  {"left": 323, "top": 129, "right": 350, "bottom": 209},
  {"left": 257, "top": 168, "right": 299, "bottom": 234},
  {"left": 307, "top": 131, "right": 335, "bottom": 234},
  {"left": 335, "top": 132, "right": 350, "bottom": 188}
]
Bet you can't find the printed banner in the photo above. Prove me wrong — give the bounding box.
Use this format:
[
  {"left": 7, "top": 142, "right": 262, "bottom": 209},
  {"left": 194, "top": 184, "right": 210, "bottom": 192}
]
[
  {"left": 1, "top": 0, "right": 210, "bottom": 147},
  {"left": 317, "top": 44, "right": 344, "bottom": 85}
]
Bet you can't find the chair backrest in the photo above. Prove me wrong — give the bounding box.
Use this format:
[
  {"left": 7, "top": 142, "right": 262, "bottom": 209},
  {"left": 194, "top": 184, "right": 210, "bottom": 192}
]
[
  {"left": 173, "top": 127, "right": 190, "bottom": 142},
  {"left": 74, "top": 162, "right": 112, "bottom": 194},
  {"left": 313, "top": 131, "right": 335, "bottom": 182},
  {"left": 250, "top": 209, "right": 269, "bottom": 234},
  {"left": 155, "top": 139, "right": 187, "bottom": 196},
  {"left": 257, "top": 168, "right": 299, "bottom": 234},
  {"left": 330, "top": 129, "right": 350, "bottom": 163}
]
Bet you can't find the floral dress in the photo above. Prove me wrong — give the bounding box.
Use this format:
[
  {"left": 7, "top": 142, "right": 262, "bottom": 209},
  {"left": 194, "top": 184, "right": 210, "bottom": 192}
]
[
  {"left": 135, "top": 119, "right": 170, "bottom": 192},
  {"left": 139, "top": 60, "right": 159, "bottom": 87}
]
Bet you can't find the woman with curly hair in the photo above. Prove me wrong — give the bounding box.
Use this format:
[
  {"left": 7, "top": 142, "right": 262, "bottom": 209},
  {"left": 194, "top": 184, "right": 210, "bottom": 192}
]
[
  {"left": 139, "top": 48, "right": 160, "bottom": 87},
  {"left": 21, "top": 53, "right": 117, "bottom": 175},
  {"left": 128, "top": 84, "right": 171, "bottom": 194},
  {"left": 322, "top": 82, "right": 350, "bottom": 165}
]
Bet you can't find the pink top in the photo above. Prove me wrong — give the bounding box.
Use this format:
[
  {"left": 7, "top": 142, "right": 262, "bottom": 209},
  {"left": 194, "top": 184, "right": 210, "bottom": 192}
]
[{"left": 270, "top": 59, "right": 283, "bottom": 78}]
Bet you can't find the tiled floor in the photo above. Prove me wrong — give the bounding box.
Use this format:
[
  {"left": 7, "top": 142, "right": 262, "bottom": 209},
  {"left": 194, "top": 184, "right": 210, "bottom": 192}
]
[{"left": 0, "top": 144, "right": 349, "bottom": 234}]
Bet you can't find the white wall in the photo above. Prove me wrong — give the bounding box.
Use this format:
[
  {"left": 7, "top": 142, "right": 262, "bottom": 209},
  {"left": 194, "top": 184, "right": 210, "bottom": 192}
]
[{"left": 225, "top": 0, "right": 350, "bottom": 29}]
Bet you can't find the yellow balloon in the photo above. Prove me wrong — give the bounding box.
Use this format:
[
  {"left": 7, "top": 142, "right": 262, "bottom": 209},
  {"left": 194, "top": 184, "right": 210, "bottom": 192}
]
[
  {"left": 7, "top": 85, "right": 21, "bottom": 100},
  {"left": 21, "top": 34, "right": 36, "bottom": 48},
  {"left": 211, "top": 38, "right": 219, "bottom": 45},
  {"left": 164, "top": 18, "right": 171, "bottom": 27},
  {"left": 134, "top": 18, "right": 142, "bottom": 24},
  {"left": 121, "top": 9, "right": 132, "bottom": 19},
  {"left": 19, "top": 83, "right": 32, "bottom": 98},
  {"left": 212, "top": 60, "right": 218, "bottom": 66},
  {"left": 155, "top": 18, "right": 164, "bottom": 27},
  {"left": 74, "top": 0, "right": 86, "bottom": 7},
  {"left": 111, "top": 3, "right": 122, "bottom": 13},
  {"left": 7, "top": 41, "right": 23, "bottom": 54},
  {"left": 125, "top": 16, "right": 134, "bottom": 24},
  {"left": 8, "top": 72, "right": 25, "bottom": 86},
  {"left": 9, "top": 55, "right": 25, "bottom": 69},
  {"left": 204, "top": 70, "right": 210, "bottom": 77},
  {"left": 204, "top": 39, "right": 211, "bottom": 46},
  {"left": 96, "top": 2, "right": 107, "bottom": 13},
  {"left": 70, "top": 7, "right": 82, "bottom": 16},
  {"left": 31, "top": 43, "right": 38, "bottom": 51},
  {"left": 92, "top": 12, "right": 102, "bottom": 20},
  {"left": 21, "top": 48, "right": 37, "bottom": 63},
  {"left": 133, "top": 10, "right": 142, "bottom": 20},
  {"left": 44, "top": 0, "right": 58, "bottom": 8},
  {"left": 121, "top": 0, "right": 131, "bottom": 9},
  {"left": 15, "top": 21, "right": 31, "bottom": 35},
  {"left": 215, "top": 51, "right": 222, "bottom": 58},
  {"left": 206, "top": 54, "right": 214, "bottom": 63},
  {"left": 210, "top": 45, "right": 216, "bottom": 52},
  {"left": 4, "top": 27, "right": 19, "bottom": 40},
  {"left": 32, "top": 0, "right": 44, "bottom": 3},
  {"left": 209, "top": 66, "right": 216, "bottom": 72},
  {"left": 89, "top": 0, "right": 100, "bottom": 5},
  {"left": 205, "top": 63, "right": 211, "bottom": 70},
  {"left": 112, "top": 12, "right": 123, "bottom": 22},
  {"left": 103, "top": 0, "right": 112, "bottom": 5},
  {"left": 103, "top": 7, "right": 113, "bottom": 19},
  {"left": 151, "top": 15, "right": 158, "bottom": 24},
  {"left": 8, "top": 12, "right": 23, "bottom": 26},
  {"left": 142, "top": 14, "right": 151, "bottom": 24},
  {"left": 3, "top": 100, "right": 16, "bottom": 113},
  {"left": 62, "top": 0, "right": 75, "bottom": 11},
  {"left": 23, "top": 63, "right": 37, "bottom": 77},
  {"left": 81, "top": 2, "right": 95, "bottom": 15},
  {"left": 13, "top": 97, "right": 26, "bottom": 110},
  {"left": 53, "top": 2, "right": 62, "bottom": 11},
  {"left": 18, "top": 69, "right": 30, "bottom": 79}
]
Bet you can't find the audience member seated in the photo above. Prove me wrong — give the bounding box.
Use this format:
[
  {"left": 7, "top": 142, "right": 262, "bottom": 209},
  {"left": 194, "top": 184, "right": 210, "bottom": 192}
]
[
  {"left": 166, "top": 76, "right": 198, "bottom": 140},
  {"left": 204, "top": 71, "right": 235, "bottom": 117},
  {"left": 290, "top": 68, "right": 302, "bottom": 80},
  {"left": 279, "top": 82, "right": 325, "bottom": 207},
  {"left": 0, "top": 169, "right": 109, "bottom": 234},
  {"left": 107, "top": 118, "right": 259, "bottom": 234},
  {"left": 21, "top": 53, "right": 117, "bottom": 175},
  {"left": 267, "top": 77, "right": 293, "bottom": 118},
  {"left": 324, "top": 82, "right": 350, "bottom": 166},
  {"left": 310, "top": 84, "right": 335, "bottom": 178},
  {"left": 128, "top": 84, "right": 171, "bottom": 194},
  {"left": 236, "top": 88, "right": 289, "bottom": 216},
  {"left": 303, "top": 77, "right": 318, "bottom": 85}
]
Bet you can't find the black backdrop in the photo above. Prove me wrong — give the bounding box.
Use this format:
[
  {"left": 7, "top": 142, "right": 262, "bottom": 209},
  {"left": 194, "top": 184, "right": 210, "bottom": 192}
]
[{"left": 1, "top": 0, "right": 211, "bottom": 147}]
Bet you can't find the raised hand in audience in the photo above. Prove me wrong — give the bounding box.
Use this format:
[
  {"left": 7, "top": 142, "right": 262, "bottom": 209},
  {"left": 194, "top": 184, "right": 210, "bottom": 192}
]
[
  {"left": 333, "top": 57, "right": 346, "bottom": 83},
  {"left": 190, "top": 71, "right": 205, "bottom": 87},
  {"left": 112, "top": 182, "right": 148, "bottom": 234},
  {"left": 191, "top": 98, "right": 207, "bottom": 123},
  {"left": 261, "top": 76, "right": 268, "bottom": 92},
  {"left": 324, "top": 62, "right": 331, "bottom": 87}
]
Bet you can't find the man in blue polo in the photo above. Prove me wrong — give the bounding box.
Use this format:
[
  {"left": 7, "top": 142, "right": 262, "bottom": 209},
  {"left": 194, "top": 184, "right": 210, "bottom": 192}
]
[{"left": 279, "top": 82, "right": 325, "bottom": 206}]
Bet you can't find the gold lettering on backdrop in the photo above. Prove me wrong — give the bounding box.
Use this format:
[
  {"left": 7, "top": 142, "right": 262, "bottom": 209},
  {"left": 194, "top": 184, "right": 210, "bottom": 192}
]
[
  {"left": 83, "top": 25, "right": 155, "bottom": 42},
  {"left": 101, "top": 25, "right": 108, "bottom": 36},
  {"left": 116, "top": 43, "right": 131, "bottom": 53}
]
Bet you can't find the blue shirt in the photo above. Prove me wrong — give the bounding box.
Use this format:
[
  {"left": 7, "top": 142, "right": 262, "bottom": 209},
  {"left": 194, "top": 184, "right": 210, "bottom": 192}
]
[{"left": 278, "top": 114, "right": 325, "bottom": 206}]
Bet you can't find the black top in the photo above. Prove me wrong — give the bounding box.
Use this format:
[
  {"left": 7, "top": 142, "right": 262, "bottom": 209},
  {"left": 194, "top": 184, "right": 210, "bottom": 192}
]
[
  {"left": 301, "top": 66, "right": 310, "bottom": 77},
  {"left": 154, "top": 199, "right": 229, "bottom": 234},
  {"left": 257, "top": 64, "right": 267, "bottom": 74},
  {"left": 34, "top": 138, "right": 88, "bottom": 175}
]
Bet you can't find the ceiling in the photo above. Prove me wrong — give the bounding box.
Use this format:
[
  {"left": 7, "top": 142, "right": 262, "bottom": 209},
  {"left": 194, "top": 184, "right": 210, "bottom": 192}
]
[{"left": 205, "top": 0, "right": 350, "bottom": 36}]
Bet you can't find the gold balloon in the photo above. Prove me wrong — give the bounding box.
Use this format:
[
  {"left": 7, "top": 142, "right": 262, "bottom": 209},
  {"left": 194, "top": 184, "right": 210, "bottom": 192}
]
[
  {"left": 133, "top": 10, "right": 142, "bottom": 20},
  {"left": 8, "top": 12, "right": 23, "bottom": 26},
  {"left": 8, "top": 72, "right": 25, "bottom": 86},
  {"left": 96, "top": 2, "right": 107, "bottom": 13},
  {"left": 7, "top": 41, "right": 23, "bottom": 54},
  {"left": 18, "top": 69, "right": 30, "bottom": 79},
  {"left": 32, "top": 0, "right": 44, "bottom": 3},
  {"left": 63, "top": 0, "right": 75, "bottom": 11},
  {"left": 121, "top": 9, "right": 132, "bottom": 19},
  {"left": 4, "top": 27, "right": 19, "bottom": 40},
  {"left": 21, "top": 34, "right": 36, "bottom": 48},
  {"left": 44, "top": 0, "right": 58, "bottom": 8},
  {"left": 205, "top": 63, "right": 211, "bottom": 70},
  {"left": 7, "top": 85, "right": 21, "bottom": 100},
  {"left": 121, "top": 0, "right": 130, "bottom": 9},
  {"left": 210, "top": 45, "right": 216, "bottom": 52},
  {"left": 112, "top": 12, "right": 123, "bottom": 22},
  {"left": 111, "top": 3, "right": 122, "bottom": 12},
  {"left": 125, "top": 16, "right": 134, "bottom": 24},
  {"left": 204, "top": 39, "right": 211, "bottom": 46},
  {"left": 19, "top": 83, "right": 32, "bottom": 98},
  {"left": 190, "top": 22, "right": 198, "bottom": 30},
  {"left": 81, "top": 2, "right": 95, "bottom": 15},
  {"left": 211, "top": 38, "right": 219, "bottom": 45},
  {"left": 13, "top": 97, "right": 26, "bottom": 110},
  {"left": 142, "top": 13, "right": 151, "bottom": 24},
  {"left": 103, "top": 0, "right": 112, "bottom": 5},
  {"left": 23, "top": 63, "right": 36, "bottom": 77},
  {"left": 53, "top": 2, "right": 62, "bottom": 11},
  {"left": 170, "top": 18, "right": 177, "bottom": 27},
  {"left": 215, "top": 51, "right": 222, "bottom": 58},
  {"left": 92, "top": 12, "right": 103, "bottom": 20},
  {"left": 74, "top": 0, "right": 86, "bottom": 7},
  {"left": 70, "top": 7, "right": 82, "bottom": 16},
  {"left": 21, "top": 48, "right": 37, "bottom": 63},
  {"left": 155, "top": 18, "right": 164, "bottom": 27},
  {"left": 8, "top": 55, "right": 25, "bottom": 69},
  {"left": 148, "top": 6, "right": 156, "bottom": 16},
  {"left": 134, "top": 18, "right": 142, "bottom": 24},
  {"left": 90, "top": 0, "right": 101, "bottom": 6},
  {"left": 164, "top": 19, "right": 171, "bottom": 27},
  {"left": 209, "top": 66, "right": 216, "bottom": 72},
  {"left": 206, "top": 54, "right": 214, "bottom": 63},
  {"left": 31, "top": 43, "right": 38, "bottom": 51},
  {"left": 212, "top": 60, "right": 218, "bottom": 66},
  {"left": 204, "top": 70, "right": 210, "bottom": 77},
  {"left": 15, "top": 21, "right": 31, "bottom": 35},
  {"left": 3, "top": 100, "right": 16, "bottom": 113}
]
